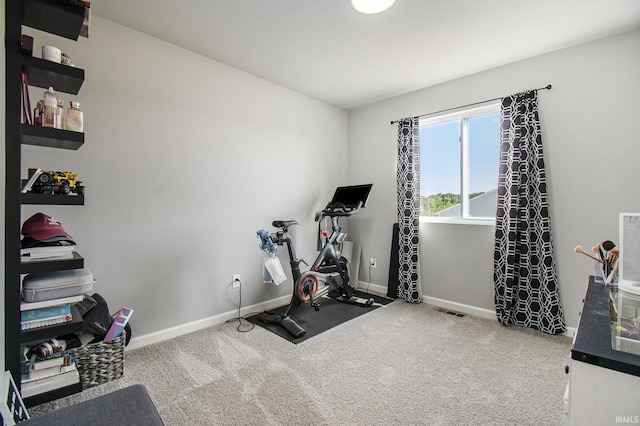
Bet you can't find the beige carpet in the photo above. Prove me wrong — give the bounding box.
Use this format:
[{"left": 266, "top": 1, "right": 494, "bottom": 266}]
[{"left": 29, "top": 300, "right": 572, "bottom": 425}]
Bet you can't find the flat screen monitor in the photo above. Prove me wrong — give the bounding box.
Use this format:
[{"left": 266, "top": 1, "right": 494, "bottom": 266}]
[{"left": 329, "top": 184, "right": 373, "bottom": 208}]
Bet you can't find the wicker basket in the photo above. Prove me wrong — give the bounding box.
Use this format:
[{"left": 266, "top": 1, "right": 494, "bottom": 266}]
[{"left": 71, "top": 332, "right": 125, "bottom": 389}]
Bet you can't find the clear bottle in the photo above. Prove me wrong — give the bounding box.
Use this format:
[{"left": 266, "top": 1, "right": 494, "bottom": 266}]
[
  {"left": 55, "top": 99, "right": 65, "bottom": 129},
  {"left": 66, "top": 101, "right": 83, "bottom": 132},
  {"left": 42, "top": 87, "right": 58, "bottom": 128}
]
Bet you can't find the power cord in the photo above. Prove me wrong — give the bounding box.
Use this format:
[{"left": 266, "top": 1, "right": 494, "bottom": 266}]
[
  {"left": 226, "top": 278, "right": 254, "bottom": 333},
  {"left": 360, "top": 249, "right": 373, "bottom": 294}
]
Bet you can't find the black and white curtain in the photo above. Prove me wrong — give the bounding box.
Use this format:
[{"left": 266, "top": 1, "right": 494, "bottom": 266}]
[
  {"left": 494, "top": 90, "right": 565, "bottom": 334},
  {"left": 397, "top": 118, "right": 422, "bottom": 303}
]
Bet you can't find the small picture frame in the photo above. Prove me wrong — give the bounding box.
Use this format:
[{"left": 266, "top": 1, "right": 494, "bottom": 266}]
[{"left": 1, "top": 370, "right": 30, "bottom": 426}]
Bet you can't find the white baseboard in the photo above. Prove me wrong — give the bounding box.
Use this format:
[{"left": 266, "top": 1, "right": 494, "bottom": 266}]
[
  {"left": 563, "top": 326, "right": 577, "bottom": 338},
  {"left": 422, "top": 295, "right": 497, "bottom": 321},
  {"left": 125, "top": 295, "right": 290, "bottom": 351},
  {"left": 422, "top": 295, "right": 576, "bottom": 337},
  {"left": 357, "top": 280, "right": 495, "bottom": 319},
  {"left": 359, "top": 280, "right": 576, "bottom": 337},
  {"left": 356, "top": 280, "right": 495, "bottom": 320},
  {"left": 356, "top": 280, "right": 388, "bottom": 296},
  {"left": 127, "top": 283, "right": 577, "bottom": 350}
]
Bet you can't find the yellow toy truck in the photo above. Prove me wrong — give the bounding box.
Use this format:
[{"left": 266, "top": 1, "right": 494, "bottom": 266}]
[{"left": 29, "top": 169, "right": 85, "bottom": 196}]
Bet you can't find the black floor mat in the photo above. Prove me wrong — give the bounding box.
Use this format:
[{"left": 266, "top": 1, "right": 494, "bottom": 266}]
[{"left": 246, "top": 291, "right": 393, "bottom": 344}]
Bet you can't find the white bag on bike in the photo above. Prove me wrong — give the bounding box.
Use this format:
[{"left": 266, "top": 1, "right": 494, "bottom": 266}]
[{"left": 264, "top": 253, "right": 286, "bottom": 285}]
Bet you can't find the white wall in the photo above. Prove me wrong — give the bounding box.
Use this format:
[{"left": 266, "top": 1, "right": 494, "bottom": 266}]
[
  {"left": 8, "top": 15, "right": 639, "bottom": 348},
  {"left": 19, "top": 16, "right": 348, "bottom": 340},
  {"left": 348, "top": 29, "right": 640, "bottom": 329}
]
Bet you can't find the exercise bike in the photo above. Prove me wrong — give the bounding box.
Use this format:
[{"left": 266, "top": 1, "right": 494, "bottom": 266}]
[{"left": 256, "top": 184, "right": 374, "bottom": 338}]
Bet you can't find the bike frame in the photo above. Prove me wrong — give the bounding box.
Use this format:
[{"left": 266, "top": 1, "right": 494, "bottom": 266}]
[
  {"left": 269, "top": 214, "right": 350, "bottom": 316},
  {"left": 257, "top": 199, "right": 373, "bottom": 338}
]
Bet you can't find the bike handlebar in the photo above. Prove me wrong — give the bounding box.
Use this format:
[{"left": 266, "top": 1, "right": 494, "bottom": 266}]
[{"left": 322, "top": 200, "right": 363, "bottom": 217}]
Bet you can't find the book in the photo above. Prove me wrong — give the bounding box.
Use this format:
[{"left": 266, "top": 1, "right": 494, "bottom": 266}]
[
  {"left": 31, "top": 352, "right": 73, "bottom": 371},
  {"left": 80, "top": 1, "right": 90, "bottom": 38},
  {"left": 20, "top": 347, "right": 31, "bottom": 375},
  {"left": 20, "top": 168, "right": 41, "bottom": 193},
  {"left": 20, "top": 71, "right": 32, "bottom": 126},
  {"left": 104, "top": 306, "right": 133, "bottom": 341},
  {"left": 20, "top": 303, "right": 71, "bottom": 323},
  {"left": 21, "top": 314, "right": 72, "bottom": 330},
  {"left": 20, "top": 294, "right": 84, "bottom": 311},
  {"left": 23, "top": 360, "right": 76, "bottom": 383},
  {"left": 20, "top": 245, "right": 75, "bottom": 262},
  {"left": 20, "top": 369, "right": 80, "bottom": 398}
]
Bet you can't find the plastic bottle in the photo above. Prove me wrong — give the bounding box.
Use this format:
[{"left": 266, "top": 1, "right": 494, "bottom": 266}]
[
  {"left": 66, "top": 101, "right": 83, "bottom": 132},
  {"left": 42, "top": 87, "right": 57, "bottom": 128},
  {"left": 55, "top": 99, "right": 65, "bottom": 129}
]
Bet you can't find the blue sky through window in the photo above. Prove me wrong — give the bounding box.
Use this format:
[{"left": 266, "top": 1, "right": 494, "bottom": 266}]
[{"left": 420, "top": 113, "right": 499, "bottom": 197}]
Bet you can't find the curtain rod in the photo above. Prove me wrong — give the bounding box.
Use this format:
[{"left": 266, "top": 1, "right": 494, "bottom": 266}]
[{"left": 390, "top": 84, "right": 552, "bottom": 125}]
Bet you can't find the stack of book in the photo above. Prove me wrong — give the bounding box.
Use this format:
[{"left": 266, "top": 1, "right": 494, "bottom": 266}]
[
  {"left": 20, "top": 244, "right": 76, "bottom": 262},
  {"left": 21, "top": 352, "right": 80, "bottom": 398},
  {"left": 20, "top": 295, "right": 83, "bottom": 330}
]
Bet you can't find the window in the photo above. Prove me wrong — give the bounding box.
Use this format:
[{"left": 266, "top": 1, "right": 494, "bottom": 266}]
[{"left": 419, "top": 102, "right": 500, "bottom": 222}]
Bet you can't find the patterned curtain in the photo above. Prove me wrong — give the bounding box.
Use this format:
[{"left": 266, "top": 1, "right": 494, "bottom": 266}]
[
  {"left": 494, "top": 90, "right": 565, "bottom": 334},
  {"left": 397, "top": 118, "right": 422, "bottom": 303}
]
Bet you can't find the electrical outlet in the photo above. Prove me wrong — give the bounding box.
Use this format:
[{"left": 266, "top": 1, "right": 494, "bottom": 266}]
[
  {"left": 232, "top": 274, "right": 241, "bottom": 289},
  {"left": 370, "top": 257, "right": 377, "bottom": 268}
]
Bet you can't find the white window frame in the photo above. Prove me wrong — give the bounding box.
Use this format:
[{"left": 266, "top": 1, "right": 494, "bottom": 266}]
[{"left": 419, "top": 101, "right": 500, "bottom": 226}]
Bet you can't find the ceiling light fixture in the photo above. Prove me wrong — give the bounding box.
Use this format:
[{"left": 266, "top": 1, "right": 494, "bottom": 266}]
[{"left": 351, "top": 0, "right": 396, "bottom": 15}]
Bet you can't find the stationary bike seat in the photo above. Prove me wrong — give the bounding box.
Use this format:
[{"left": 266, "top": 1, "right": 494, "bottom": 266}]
[{"left": 272, "top": 220, "right": 298, "bottom": 230}]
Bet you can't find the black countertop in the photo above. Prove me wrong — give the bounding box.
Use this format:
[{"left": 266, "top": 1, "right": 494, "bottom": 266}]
[{"left": 571, "top": 276, "right": 640, "bottom": 376}]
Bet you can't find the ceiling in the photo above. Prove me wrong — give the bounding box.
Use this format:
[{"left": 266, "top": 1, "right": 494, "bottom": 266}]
[{"left": 91, "top": 1, "right": 640, "bottom": 110}]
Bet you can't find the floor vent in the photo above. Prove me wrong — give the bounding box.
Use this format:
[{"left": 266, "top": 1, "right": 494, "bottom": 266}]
[{"left": 437, "top": 308, "right": 465, "bottom": 318}]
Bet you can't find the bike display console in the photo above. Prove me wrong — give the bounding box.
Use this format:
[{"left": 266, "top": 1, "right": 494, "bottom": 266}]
[{"left": 329, "top": 184, "right": 372, "bottom": 209}]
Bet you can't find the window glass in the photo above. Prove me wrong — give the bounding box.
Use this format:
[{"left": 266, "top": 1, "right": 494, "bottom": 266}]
[
  {"left": 420, "top": 120, "right": 460, "bottom": 217},
  {"left": 419, "top": 104, "right": 499, "bottom": 221},
  {"left": 467, "top": 113, "right": 500, "bottom": 218}
]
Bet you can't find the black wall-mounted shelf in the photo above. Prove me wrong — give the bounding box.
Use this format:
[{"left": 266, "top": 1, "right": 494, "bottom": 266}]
[
  {"left": 20, "top": 178, "right": 85, "bottom": 205},
  {"left": 22, "top": 0, "right": 85, "bottom": 40},
  {"left": 23, "top": 381, "right": 83, "bottom": 408},
  {"left": 21, "top": 124, "right": 84, "bottom": 150},
  {"left": 6, "top": 0, "right": 88, "bottom": 404},
  {"left": 20, "top": 252, "right": 85, "bottom": 275},
  {"left": 23, "top": 55, "right": 84, "bottom": 95},
  {"left": 21, "top": 192, "right": 85, "bottom": 205}
]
